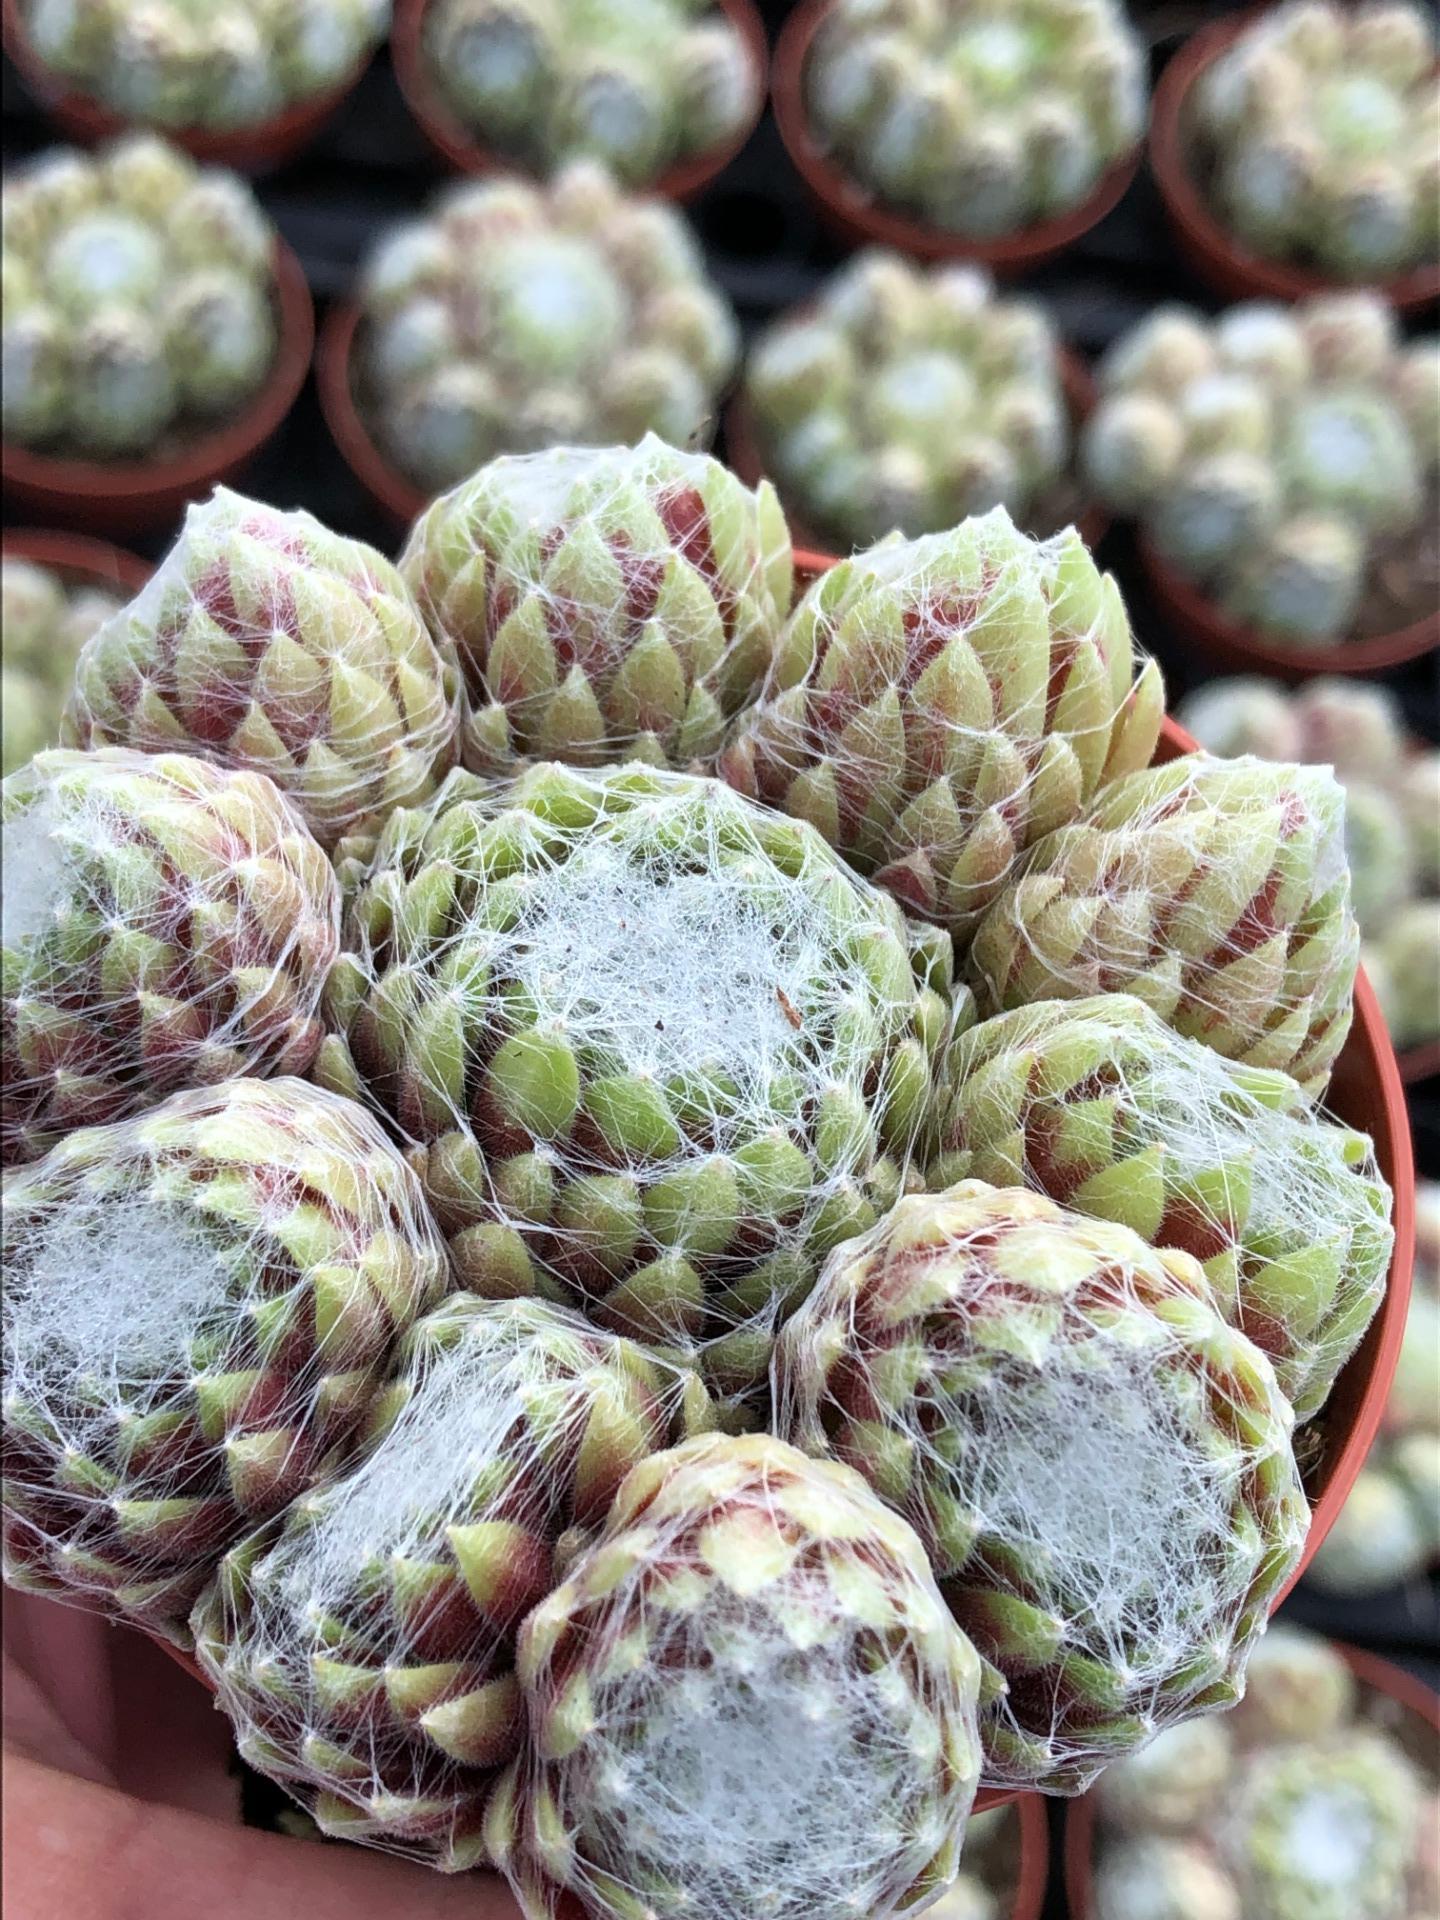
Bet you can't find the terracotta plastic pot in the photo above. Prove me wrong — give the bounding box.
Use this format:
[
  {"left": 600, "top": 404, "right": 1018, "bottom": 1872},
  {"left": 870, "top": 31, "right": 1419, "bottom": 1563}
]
[
  {"left": 390, "top": 0, "right": 768, "bottom": 201},
  {"left": 772, "top": 0, "right": 1141, "bottom": 272},
  {"left": 1007, "top": 1796, "right": 1050, "bottom": 1920},
  {"left": 1149, "top": 12, "right": 1440, "bottom": 313},
  {"left": 1, "top": 528, "right": 151, "bottom": 599},
  {"left": 1, "top": 239, "right": 314, "bottom": 540},
  {"left": 1137, "top": 533, "right": 1440, "bottom": 681},
  {"left": 1, "top": 0, "right": 376, "bottom": 172},
  {"left": 1063, "top": 1641, "right": 1440, "bottom": 1916},
  {"left": 727, "top": 343, "right": 1109, "bottom": 564},
  {"left": 315, "top": 299, "right": 430, "bottom": 528}
]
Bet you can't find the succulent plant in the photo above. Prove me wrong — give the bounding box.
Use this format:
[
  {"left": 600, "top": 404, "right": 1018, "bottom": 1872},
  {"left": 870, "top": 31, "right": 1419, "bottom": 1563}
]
[
  {"left": 744, "top": 251, "right": 1076, "bottom": 551},
  {"left": 356, "top": 165, "right": 739, "bottom": 495},
  {"left": 1, "top": 748, "right": 339, "bottom": 1166},
  {"left": 1083, "top": 293, "right": 1436, "bottom": 648},
  {"left": 193, "top": 1295, "right": 714, "bottom": 1870},
  {"left": 1095, "top": 1719, "right": 1236, "bottom": 1838},
  {"left": 1093, "top": 1838, "right": 1241, "bottom": 1920},
  {"left": 1176, "top": 679, "right": 1304, "bottom": 764},
  {"left": 1227, "top": 1623, "right": 1356, "bottom": 1746},
  {"left": 1220, "top": 1731, "right": 1425, "bottom": 1920},
  {"left": 0, "top": 557, "right": 125, "bottom": 776},
  {"left": 719, "top": 508, "right": 1163, "bottom": 935},
  {"left": 61, "top": 489, "right": 461, "bottom": 851},
  {"left": 2, "top": 135, "right": 282, "bottom": 458},
  {"left": 1, "top": 1077, "right": 449, "bottom": 1644},
  {"left": 487, "top": 1432, "right": 983, "bottom": 1920},
  {"left": 776, "top": 1181, "right": 1309, "bottom": 1793},
  {"left": 20, "top": 0, "right": 389, "bottom": 131},
  {"left": 400, "top": 436, "right": 791, "bottom": 776},
  {"left": 926, "top": 993, "right": 1393, "bottom": 1421},
  {"left": 968, "top": 752, "right": 1360, "bottom": 1098},
  {"left": 1192, "top": 1, "right": 1438, "bottom": 283},
  {"left": 806, "top": 0, "right": 1145, "bottom": 239},
  {"left": 422, "top": 0, "right": 759, "bottom": 186},
  {"left": 316, "top": 761, "right": 956, "bottom": 1406},
  {"left": 1370, "top": 898, "right": 1440, "bottom": 1048}
]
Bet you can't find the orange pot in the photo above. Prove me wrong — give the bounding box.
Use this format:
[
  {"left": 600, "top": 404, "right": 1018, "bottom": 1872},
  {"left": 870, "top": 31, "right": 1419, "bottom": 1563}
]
[
  {"left": 1063, "top": 1641, "right": 1440, "bottom": 1915},
  {"left": 1009, "top": 1795, "right": 1049, "bottom": 1920},
  {"left": 772, "top": 0, "right": 1141, "bottom": 272},
  {"left": 1, "top": 528, "right": 151, "bottom": 599},
  {"left": 1149, "top": 12, "right": 1440, "bottom": 313},
  {"left": 315, "top": 299, "right": 430, "bottom": 529},
  {"left": 390, "top": 0, "right": 768, "bottom": 201},
  {"left": 1, "top": 240, "right": 315, "bottom": 539},
  {"left": 2, "top": 0, "right": 376, "bottom": 172},
  {"left": 1137, "top": 532, "right": 1440, "bottom": 682},
  {"left": 726, "top": 343, "right": 1110, "bottom": 562}
]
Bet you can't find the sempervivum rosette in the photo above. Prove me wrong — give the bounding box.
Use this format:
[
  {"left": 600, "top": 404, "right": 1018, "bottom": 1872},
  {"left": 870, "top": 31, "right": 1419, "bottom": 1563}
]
[
  {"left": 400, "top": 436, "right": 792, "bottom": 775},
  {"left": 925, "top": 994, "right": 1393, "bottom": 1421},
  {"left": 356, "top": 165, "right": 739, "bottom": 496},
  {"left": 719, "top": 507, "right": 1163, "bottom": 935},
  {"left": 776, "top": 1182, "right": 1309, "bottom": 1793},
  {"left": 193, "top": 1296, "right": 713, "bottom": 1870},
  {"left": 1, "top": 555, "right": 126, "bottom": 775},
  {"left": 62, "top": 490, "right": 461, "bottom": 851},
  {"left": 317, "top": 761, "right": 956, "bottom": 1407},
  {"left": 1, "top": 1077, "right": 449, "bottom": 1644},
  {"left": 967, "top": 753, "right": 1359, "bottom": 1098},
  {"left": 1, "top": 749, "right": 339, "bottom": 1166},
  {"left": 487, "top": 1432, "right": 983, "bottom": 1920}
]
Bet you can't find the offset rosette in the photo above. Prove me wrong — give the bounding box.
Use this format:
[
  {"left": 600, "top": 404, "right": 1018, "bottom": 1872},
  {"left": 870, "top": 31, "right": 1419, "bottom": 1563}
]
[
  {"left": 777, "top": 1182, "right": 1309, "bottom": 1793},
  {"left": 193, "top": 1296, "right": 712, "bottom": 1870},
  {"left": 488, "top": 1432, "right": 983, "bottom": 1920},
  {"left": 2, "top": 1077, "right": 449, "bottom": 1643}
]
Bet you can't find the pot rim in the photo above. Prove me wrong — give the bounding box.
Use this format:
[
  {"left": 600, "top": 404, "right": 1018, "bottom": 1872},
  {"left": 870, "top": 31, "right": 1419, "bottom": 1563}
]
[{"left": 1, "top": 528, "right": 151, "bottom": 598}]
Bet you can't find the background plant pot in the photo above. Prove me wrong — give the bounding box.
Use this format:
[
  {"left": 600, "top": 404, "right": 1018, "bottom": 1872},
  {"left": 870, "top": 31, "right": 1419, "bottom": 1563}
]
[
  {"left": 726, "top": 344, "right": 1110, "bottom": 562},
  {"left": 391, "top": 0, "right": 769, "bottom": 201},
  {"left": 1137, "top": 533, "right": 1440, "bottom": 682},
  {"left": 1062, "top": 1641, "right": 1440, "bottom": 1917},
  {"left": 1, "top": 0, "right": 377, "bottom": 173},
  {"left": 1149, "top": 12, "right": 1440, "bottom": 313},
  {"left": 1, "top": 239, "right": 314, "bottom": 540},
  {"left": 1008, "top": 1794, "right": 1049, "bottom": 1920},
  {"left": 772, "top": 0, "right": 1141, "bottom": 272},
  {"left": 315, "top": 299, "right": 429, "bottom": 529},
  {"left": 1, "top": 527, "right": 151, "bottom": 599},
  {"left": 1399, "top": 1041, "right": 1440, "bottom": 1087}
]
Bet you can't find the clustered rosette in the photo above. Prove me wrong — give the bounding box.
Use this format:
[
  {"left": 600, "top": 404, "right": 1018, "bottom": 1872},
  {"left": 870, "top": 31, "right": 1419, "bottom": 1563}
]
[
  {"left": 193, "top": 1296, "right": 715, "bottom": 1869},
  {"left": 1082, "top": 292, "right": 1439, "bottom": 648},
  {"left": 356, "top": 165, "right": 739, "bottom": 495},
  {"left": 743, "top": 251, "right": 1077, "bottom": 553},
  {"left": 317, "top": 760, "right": 956, "bottom": 1406},
  {"left": 2, "top": 748, "right": 340, "bottom": 1166},
  {"left": 1, "top": 556, "right": 126, "bottom": 775},
  {"left": 61, "top": 490, "right": 462, "bottom": 851},
  {"left": 19, "top": 0, "right": 389, "bottom": 133},
  {"left": 720, "top": 508, "right": 1163, "bottom": 934},
  {"left": 422, "top": 0, "right": 760, "bottom": 187},
  {"left": 2, "top": 1076, "right": 449, "bottom": 1643},
  {"left": 1191, "top": 0, "right": 1438, "bottom": 284},
  {"left": 400, "top": 437, "right": 792, "bottom": 775},
  {"left": 776, "top": 1181, "right": 1310, "bottom": 1793},
  {"left": 487, "top": 1432, "right": 983, "bottom": 1920},
  {"left": 3, "top": 136, "right": 282, "bottom": 458},
  {"left": 1092, "top": 1626, "right": 1437, "bottom": 1920},
  {"left": 805, "top": 0, "right": 1146, "bottom": 239}
]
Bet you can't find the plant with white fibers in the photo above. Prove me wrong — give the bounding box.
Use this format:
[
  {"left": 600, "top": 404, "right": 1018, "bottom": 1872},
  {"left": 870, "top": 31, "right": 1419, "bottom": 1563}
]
[
  {"left": 966, "top": 752, "right": 1359, "bottom": 1099},
  {"left": 486, "top": 1431, "right": 983, "bottom": 1920},
  {"left": 743, "top": 252, "right": 1075, "bottom": 552},
  {"left": 1, "top": 748, "right": 340, "bottom": 1166},
  {"left": 718, "top": 506, "right": 1163, "bottom": 936},
  {"left": 355, "top": 165, "right": 738, "bottom": 494},
  {"left": 193, "top": 1295, "right": 715, "bottom": 1871},
  {"left": 62, "top": 489, "right": 462, "bottom": 851},
  {"left": 317, "top": 760, "right": 957, "bottom": 1407},
  {"left": 925, "top": 994, "right": 1393, "bottom": 1421},
  {"left": 399, "top": 436, "right": 793, "bottom": 778},
  {"left": 1, "top": 1076, "right": 449, "bottom": 1644},
  {"left": 775, "top": 1181, "right": 1309, "bottom": 1793}
]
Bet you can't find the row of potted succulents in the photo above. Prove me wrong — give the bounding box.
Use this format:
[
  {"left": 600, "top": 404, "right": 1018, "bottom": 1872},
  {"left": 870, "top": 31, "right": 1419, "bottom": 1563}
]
[
  {"left": 8, "top": 0, "right": 1438, "bottom": 301},
  {"left": 0, "top": 434, "right": 1415, "bottom": 1915}
]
